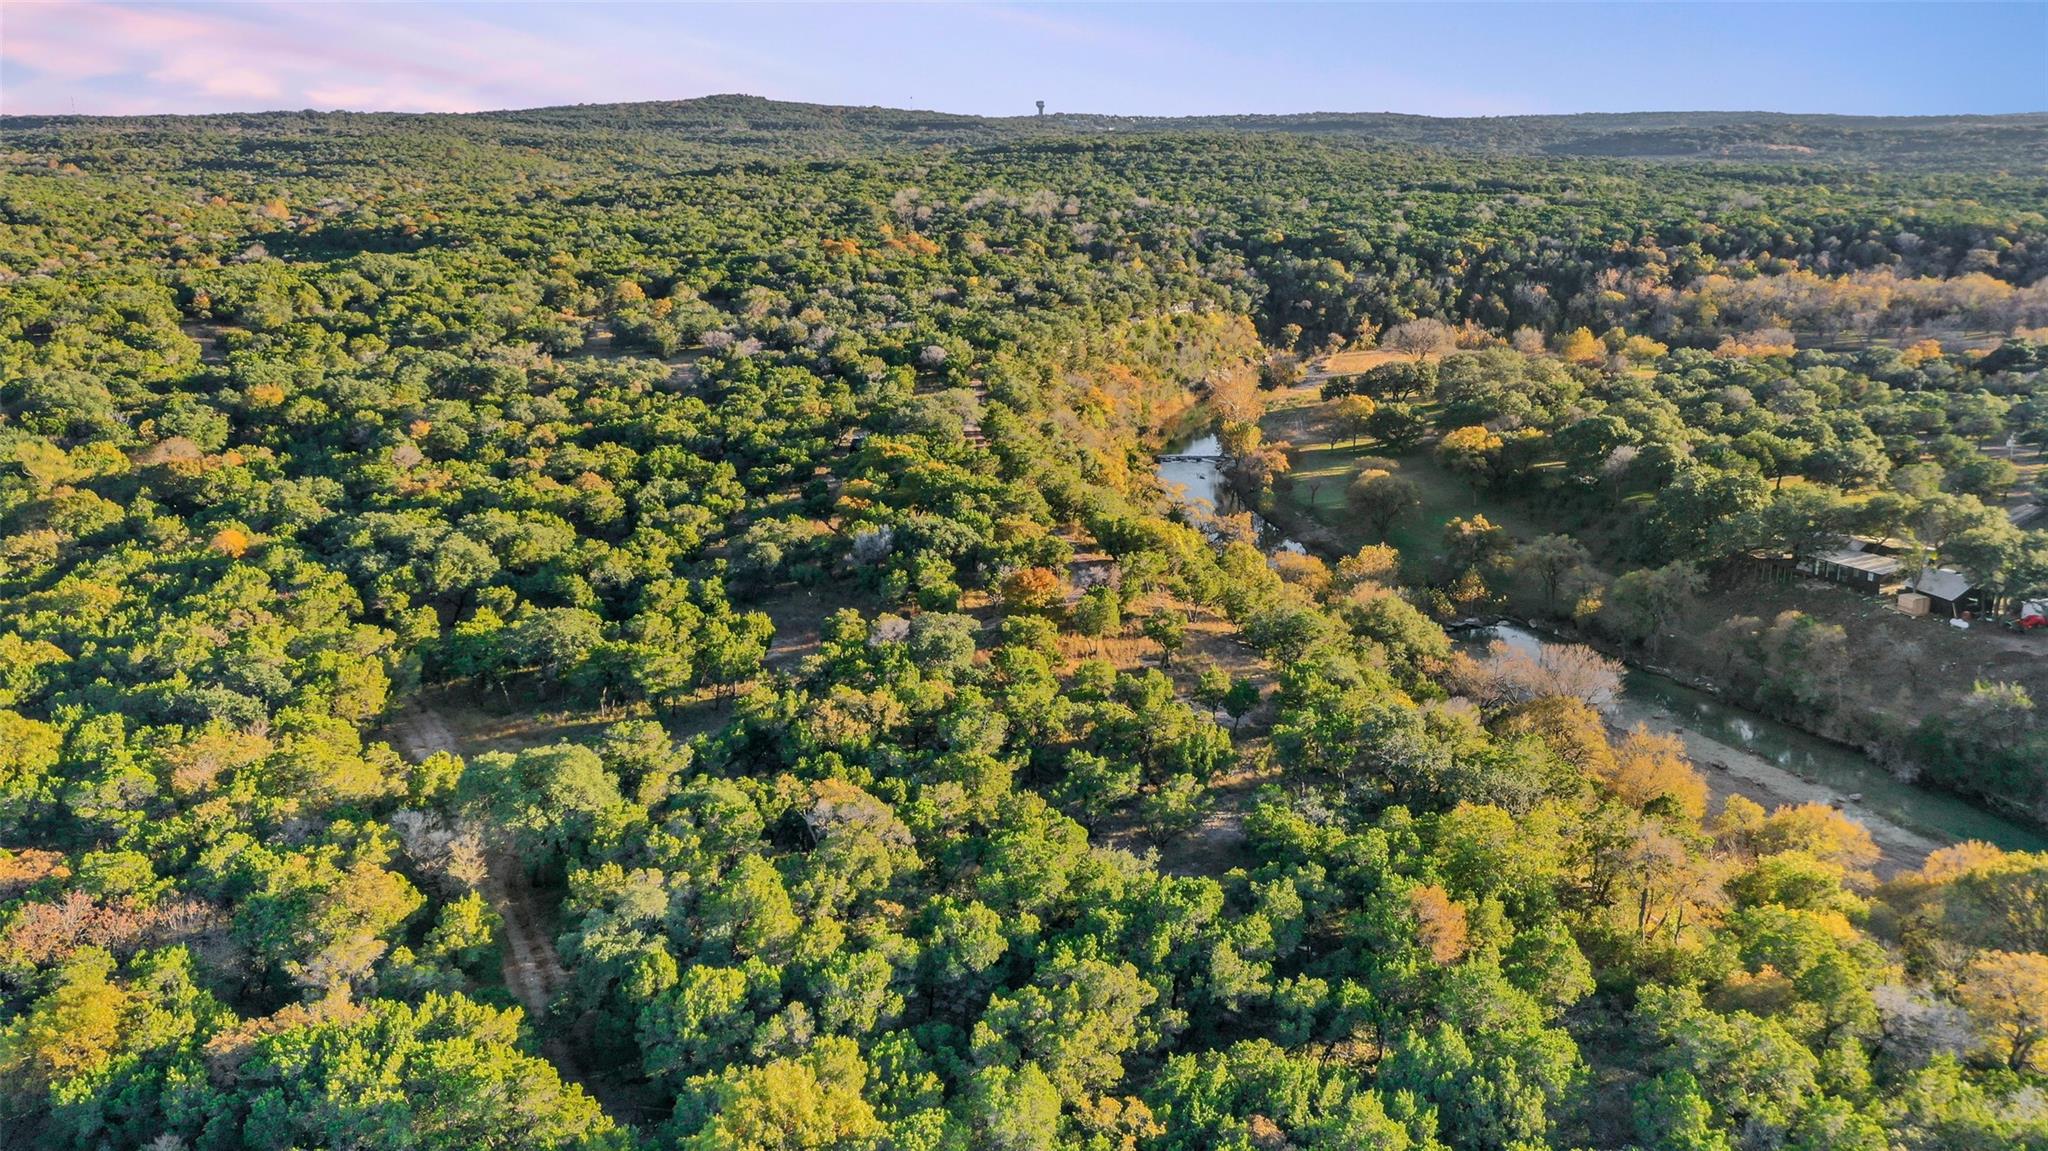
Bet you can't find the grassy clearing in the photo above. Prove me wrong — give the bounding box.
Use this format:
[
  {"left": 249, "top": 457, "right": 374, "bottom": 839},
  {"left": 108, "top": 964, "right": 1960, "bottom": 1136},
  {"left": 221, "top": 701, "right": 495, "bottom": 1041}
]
[
  {"left": 1318, "top": 348, "right": 1414, "bottom": 375},
  {"left": 1262, "top": 395, "right": 1549, "bottom": 569},
  {"left": 1095, "top": 757, "right": 1284, "bottom": 878},
  {"left": 1383, "top": 451, "right": 1545, "bottom": 556},
  {"left": 1285, "top": 444, "right": 1541, "bottom": 565},
  {"left": 384, "top": 683, "right": 619, "bottom": 757},
  {"left": 1651, "top": 575, "right": 2048, "bottom": 796},
  {"left": 1059, "top": 594, "right": 1273, "bottom": 698},
  {"left": 758, "top": 580, "right": 874, "bottom": 670}
]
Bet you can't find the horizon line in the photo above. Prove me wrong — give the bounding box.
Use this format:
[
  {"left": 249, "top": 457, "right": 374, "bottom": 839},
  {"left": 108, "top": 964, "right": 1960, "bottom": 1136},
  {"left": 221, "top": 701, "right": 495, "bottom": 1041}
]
[{"left": 6, "top": 93, "right": 2048, "bottom": 122}]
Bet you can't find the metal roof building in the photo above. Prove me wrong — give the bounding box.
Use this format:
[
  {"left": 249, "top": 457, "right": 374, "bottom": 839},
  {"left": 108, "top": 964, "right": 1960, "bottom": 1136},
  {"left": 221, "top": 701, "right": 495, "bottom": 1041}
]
[
  {"left": 1909, "top": 567, "right": 1978, "bottom": 615},
  {"left": 1811, "top": 548, "right": 1902, "bottom": 586}
]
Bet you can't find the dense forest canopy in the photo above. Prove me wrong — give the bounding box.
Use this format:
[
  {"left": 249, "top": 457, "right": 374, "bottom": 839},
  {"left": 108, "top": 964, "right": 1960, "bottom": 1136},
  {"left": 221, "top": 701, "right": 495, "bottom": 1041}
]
[{"left": 1, "top": 98, "right": 2046, "bottom": 1151}]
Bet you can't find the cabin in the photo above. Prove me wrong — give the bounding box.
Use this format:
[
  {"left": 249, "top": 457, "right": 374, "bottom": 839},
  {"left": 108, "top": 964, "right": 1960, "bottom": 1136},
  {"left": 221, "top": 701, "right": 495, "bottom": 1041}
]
[{"left": 1908, "top": 567, "right": 1979, "bottom": 617}]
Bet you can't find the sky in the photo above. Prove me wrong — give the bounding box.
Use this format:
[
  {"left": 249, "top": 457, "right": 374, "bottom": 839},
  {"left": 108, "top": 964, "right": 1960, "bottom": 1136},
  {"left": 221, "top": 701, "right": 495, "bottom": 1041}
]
[{"left": 2, "top": 1, "right": 2044, "bottom": 119}]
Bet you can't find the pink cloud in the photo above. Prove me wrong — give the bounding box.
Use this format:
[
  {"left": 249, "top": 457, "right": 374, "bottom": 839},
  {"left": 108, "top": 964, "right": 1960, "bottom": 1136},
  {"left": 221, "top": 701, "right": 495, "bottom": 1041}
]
[{"left": 0, "top": 1, "right": 752, "bottom": 114}]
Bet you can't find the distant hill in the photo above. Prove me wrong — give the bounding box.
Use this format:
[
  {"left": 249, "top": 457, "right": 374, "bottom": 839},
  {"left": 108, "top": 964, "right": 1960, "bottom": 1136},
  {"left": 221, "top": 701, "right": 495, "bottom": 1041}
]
[
  {"left": 7, "top": 94, "right": 2047, "bottom": 171},
  {"left": 524, "top": 97, "right": 2048, "bottom": 169}
]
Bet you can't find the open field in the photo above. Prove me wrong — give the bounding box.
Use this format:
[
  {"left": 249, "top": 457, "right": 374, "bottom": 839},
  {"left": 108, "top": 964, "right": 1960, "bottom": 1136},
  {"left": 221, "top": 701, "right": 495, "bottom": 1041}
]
[
  {"left": 1260, "top": 391, "right": 1548, "bottom": 566},
  {"left": 1282, "top": 440, "right": 1548, "bottom": 559},
  {"left": 381, "top": 684, "right": 618, "bottom": 758},
  {"left": 759, "top": 579, "right": 874, "bottom": 670},
  {"left": 1317, "top": 348, "right": 1415, "bottom": 375}
]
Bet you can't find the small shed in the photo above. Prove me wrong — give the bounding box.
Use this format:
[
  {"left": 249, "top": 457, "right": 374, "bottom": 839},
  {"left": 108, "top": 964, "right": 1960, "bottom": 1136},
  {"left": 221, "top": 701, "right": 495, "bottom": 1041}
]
[
  {"left": 1897, "top": 591, "right": 1931, "bottom": 616},
  {"left": 1909, "top": 567, "right": 1978, "bottom": 617}
]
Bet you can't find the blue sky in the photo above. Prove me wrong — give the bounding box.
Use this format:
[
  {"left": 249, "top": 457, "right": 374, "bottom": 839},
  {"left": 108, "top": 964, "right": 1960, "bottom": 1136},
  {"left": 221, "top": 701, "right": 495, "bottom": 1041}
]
[{"left": 3, "top": 2, "right": 2043, "bottom": 117}]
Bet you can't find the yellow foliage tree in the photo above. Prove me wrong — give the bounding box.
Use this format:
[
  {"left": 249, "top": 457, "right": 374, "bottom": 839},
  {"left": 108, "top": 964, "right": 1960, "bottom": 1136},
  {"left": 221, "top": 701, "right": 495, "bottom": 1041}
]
[
  {"left": 0, "top": 947, "right": 130, "bottom": 1089},
  {"left": 1077, "top": 1095, "right": 1165, "bottom": 1150},
  {"left": 1917, "top": 840, "right": 2010, "bottom": 882},
  {"left": 1335, "top": 543, "right": 1400, "bottom": 589},
  {"left": 1608, "top": 725, "right": 1708, "bottom": 819},
  {"left": 1206, "top": 367, "right": 1265, "bottom": 426},
  {"left": 688, "top": 1036, "right": 884, "bottom": 1149},
  {"left": 1436, "top": 424, "right": 1503, "bottom": 489},
  {"left": 1558, "top": 326, "right": 1605, "bottom": 364},
  {"left": 1496, "top": 695, "right": 1617, "bottom": 776},
  {"left": 1001, "top": 567, "right": 1065, "bottom": 615},
  {"left": 1409, "top": 884, "right": 1470, "bottom": 964},
  {"left": 1956, "top": 949, "right": 2048, "bottom": 1072},
  {"left": 1330, "top": 394, "right": 1377, "bottom": 447},
  {"left": 1748, "top": 802, "right": 1881, "bottom": 877},
  {"left": 208, "top": 528, "right": 250, "bottom": 559},
  {"left": 1901, "top": 338, "right": 1944, "bottom": 366},
  {"left": 1270, "top": 550, "right": 1331, "bottom": 595},
  {"left": 1622, "top": 334, "right": 1669, "bottom": 360}
]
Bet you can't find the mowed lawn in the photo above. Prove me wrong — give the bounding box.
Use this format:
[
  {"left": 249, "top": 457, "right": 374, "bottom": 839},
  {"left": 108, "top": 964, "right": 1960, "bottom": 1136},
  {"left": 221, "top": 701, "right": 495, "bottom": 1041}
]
[{"left": 1265, "top": 395, "right": 1550, "bottom": 570}]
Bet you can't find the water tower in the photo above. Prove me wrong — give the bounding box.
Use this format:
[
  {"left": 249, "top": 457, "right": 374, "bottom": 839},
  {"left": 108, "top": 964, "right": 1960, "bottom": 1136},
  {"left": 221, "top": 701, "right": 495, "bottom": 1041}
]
[{"left": 1036, "top": 101, "right": 1045, "bottom": 117}]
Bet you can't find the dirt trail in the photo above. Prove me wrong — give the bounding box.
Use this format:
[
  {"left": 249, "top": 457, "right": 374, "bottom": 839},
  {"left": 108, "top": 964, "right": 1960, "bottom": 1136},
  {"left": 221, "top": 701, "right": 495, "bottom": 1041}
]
[
  {"left": 481, "top": 854, "right": 573, "bottom": 1030},
  {"left": 384, "top": 703, "right": 626, "bottom": 1119},
  {"left": 387, "top": 702, "right": 457, "bottom": 763}
]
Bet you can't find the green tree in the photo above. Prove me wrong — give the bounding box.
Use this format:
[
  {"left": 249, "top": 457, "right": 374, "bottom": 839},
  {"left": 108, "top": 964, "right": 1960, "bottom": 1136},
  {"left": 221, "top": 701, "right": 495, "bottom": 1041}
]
[
  {"left": 972, "top": 955, "right": 1160, "bottom": 1102},
  {"left": 1143, "top": 609, "right": 1189, "bottom": 666},
  {"left": 1604, "top": 561, "right": 1705, "bottom": 657},
  {"left": 1512, "top": 534, "right": 1591, "bottom": 612},
  {"left": 1348, "top": 469, "right": 1423, "bottom": 540},
  {"left": 1074, "top": 585, "right": 1122, "bottom": 640},
  {"left": 460, "top": 743, "right": 633, "bottom": 866},
  {"left": 239, "top": 993, "right": 624, "bottom": 1151},
  {"left": 0, "top": 708, "right": 61, "bottom": 831},
  {"left": 1051, "top": 750, "right": 1141, "bottom": 829},
  {"left": 700, "top": 855, "right": 801, "bottom": 962},
  {"left": 1140, "top": 774, "right": 1211, "bottom": 844},
  {"left": 1365, "top": 404, "right": 1430, "bottom": 453}
]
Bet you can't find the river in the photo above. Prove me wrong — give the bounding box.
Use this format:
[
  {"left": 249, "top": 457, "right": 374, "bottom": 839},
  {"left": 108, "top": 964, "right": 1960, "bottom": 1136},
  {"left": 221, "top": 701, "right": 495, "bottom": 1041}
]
[
  {"left": 1155, "top": 428, "right": 2047, "bottom": 874},
  {"left": 1156, "top": 432, "right": 1305, "bottom": 553},
  {"left": 1479, "top": 623, "right": 2046, "bottom": 872}
]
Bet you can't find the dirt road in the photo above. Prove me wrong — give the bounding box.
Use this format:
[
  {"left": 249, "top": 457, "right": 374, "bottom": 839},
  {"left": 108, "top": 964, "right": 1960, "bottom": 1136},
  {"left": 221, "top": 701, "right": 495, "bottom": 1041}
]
[{"left": 383, "top": 703, "right": 625, "bottom": 1119}]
